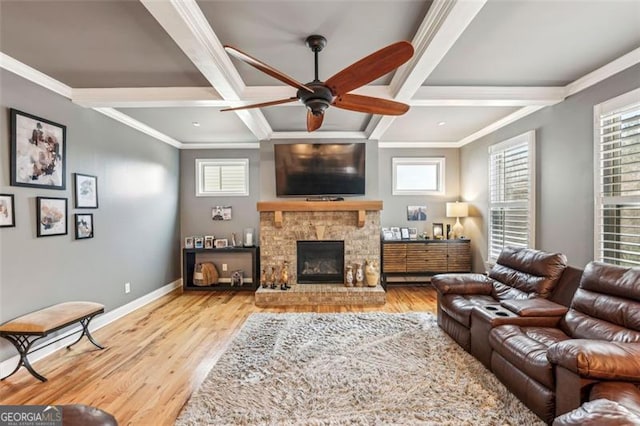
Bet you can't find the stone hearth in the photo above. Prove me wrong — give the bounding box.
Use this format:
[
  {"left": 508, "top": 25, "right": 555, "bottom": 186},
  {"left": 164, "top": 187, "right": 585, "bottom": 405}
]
[{"left": 254, "top": 284, "right": 385, "bottom": 307}]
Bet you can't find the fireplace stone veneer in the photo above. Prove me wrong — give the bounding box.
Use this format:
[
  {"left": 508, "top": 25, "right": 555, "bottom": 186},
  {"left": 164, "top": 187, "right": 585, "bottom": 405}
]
[{"left": 258, "top": 201, "right": 382, "bottom": 286}]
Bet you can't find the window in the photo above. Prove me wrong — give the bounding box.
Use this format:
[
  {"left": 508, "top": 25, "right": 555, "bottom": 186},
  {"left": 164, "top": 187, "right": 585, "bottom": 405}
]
[
  {"left": 488, "top": 131, "right": 536, "bottom": 261},
  {"left": 392, "top": 157, "right": 445, "bottom": 195},
  {"left": 594, "top": 88, "right": 640, "bottom": 267},
  {"left": 195, "top": 159, "right": 249, "bottom": 197}
]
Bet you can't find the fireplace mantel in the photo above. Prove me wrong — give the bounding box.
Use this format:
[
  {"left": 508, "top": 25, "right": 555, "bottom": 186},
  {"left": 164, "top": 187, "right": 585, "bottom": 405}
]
[{"left": 257, "top": 200, "right": 383, "bottom": 228}]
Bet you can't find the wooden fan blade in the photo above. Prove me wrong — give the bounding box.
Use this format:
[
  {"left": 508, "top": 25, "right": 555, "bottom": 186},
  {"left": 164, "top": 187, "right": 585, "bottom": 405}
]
[
  {"left": 221, "top": 97, "right": 298, "bottom": 112},
  {"left": 224, "top": 46, "right": 313, "bottom": 93},
  {"left": 325, "top": 41, "right": 413, "bottom": 95},
  {"left": 333, "top": 94, "right": 409, "bottom": 115},
  {"left": 307, "top": 110, "right": 324, "bottom": 132}
]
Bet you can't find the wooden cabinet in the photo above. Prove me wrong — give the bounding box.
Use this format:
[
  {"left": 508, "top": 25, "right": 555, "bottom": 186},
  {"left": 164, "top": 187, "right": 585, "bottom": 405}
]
[
  {"left": 182, "top": 247, "right": 259, "bottom": 291},
  {"left": 381, "top": 240, "right": 471, "bottom": 285}
]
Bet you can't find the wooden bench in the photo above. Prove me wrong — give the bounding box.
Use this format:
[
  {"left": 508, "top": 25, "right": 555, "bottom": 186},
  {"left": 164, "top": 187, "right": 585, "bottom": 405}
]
[{"left": 0, "top": 301, "right": 105, "bottom": 382}]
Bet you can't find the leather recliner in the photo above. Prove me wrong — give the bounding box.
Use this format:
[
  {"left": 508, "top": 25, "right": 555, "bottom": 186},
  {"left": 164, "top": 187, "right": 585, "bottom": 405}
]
[
  {"left": 431, "top": 246, "right": 568, "bottom": 352},
  {"left": 553, "top": 381, "right": 640, "bottom": 425},
  {"left": 489, "top": 261, "right": 640, "bottom": 424}
]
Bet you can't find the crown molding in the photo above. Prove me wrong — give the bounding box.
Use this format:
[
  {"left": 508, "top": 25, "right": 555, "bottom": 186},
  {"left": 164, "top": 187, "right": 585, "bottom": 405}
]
[
  {"left": 565, "top": 46, "right": 640, "bottom": 97},
  {"left": 411, "top": 86, "right": 566, "bottom": 106},
  {"left": 93, "top": 107, "right": 182, "bottom": 149},
  {"left": 0, "top": 52, "right": 72, "bottom": 98},
  {"left": 180, "top": 142, "right": 260, "bottom": 149},
  {"left": 378, "top": 141, "right": 460, "bottom": 149}
]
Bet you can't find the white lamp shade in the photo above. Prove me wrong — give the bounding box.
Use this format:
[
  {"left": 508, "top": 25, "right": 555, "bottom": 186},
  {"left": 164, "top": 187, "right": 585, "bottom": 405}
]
[{"left": 446, "top": 202, "right": 469, "bottom": 218}]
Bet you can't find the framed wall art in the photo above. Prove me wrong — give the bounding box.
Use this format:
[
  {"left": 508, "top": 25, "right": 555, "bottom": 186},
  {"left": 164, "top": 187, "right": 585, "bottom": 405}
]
[
  {"left": 37, "top": 197, "right": 67, "bottom": 237},
  {"left": 0, "top": 194, "right": 16, "bottom": 228},
  {"left": 11, "top": 109, "right": 66, "bottom": 190},
  {"left": 212, "top": 206, "right": 232, "bottom": 221},
  {"left": 407, "top": 206, "right": 427, "bottom": 221},
  {"left": 75, "top": 213, "right": 94, "bottom": 239},
  {"left": 74, "top": 173, "right": 98, "bottom": 208}
]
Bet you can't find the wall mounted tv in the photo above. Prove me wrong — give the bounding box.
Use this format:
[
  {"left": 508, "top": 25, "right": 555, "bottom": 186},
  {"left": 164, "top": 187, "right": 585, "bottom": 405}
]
[{"left": 274, "top": 143, "right": 366, "bottom": 197}]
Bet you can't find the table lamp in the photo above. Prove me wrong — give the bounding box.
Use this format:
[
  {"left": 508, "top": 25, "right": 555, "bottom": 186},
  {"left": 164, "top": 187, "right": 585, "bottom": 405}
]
[{"left": 446, "top": 201, "right": 469, "bottom": 239}]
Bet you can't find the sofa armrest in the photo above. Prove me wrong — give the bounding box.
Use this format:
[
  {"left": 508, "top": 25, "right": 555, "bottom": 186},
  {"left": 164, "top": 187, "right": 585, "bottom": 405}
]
[
  {"left": 552, "top": 399, "right": 640, "bottom": 426},
  {"left": 548, "top": 340, "right": 640, "bottom": 381},
  {"left": 500, "top": 298, "right": 569, "bottom": 317},
  {"left": 431, "top": 273, "right": 493, "bottom": 295}
]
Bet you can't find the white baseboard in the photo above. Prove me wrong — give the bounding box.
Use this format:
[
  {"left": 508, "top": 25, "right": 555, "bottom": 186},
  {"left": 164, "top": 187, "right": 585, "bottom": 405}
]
[{"left": 0, "top": 279, "right": 182, "bottom": 379}]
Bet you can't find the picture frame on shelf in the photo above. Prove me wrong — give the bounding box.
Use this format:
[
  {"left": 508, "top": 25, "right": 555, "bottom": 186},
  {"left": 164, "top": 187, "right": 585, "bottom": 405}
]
[
  {"left": 390, "top": 227, "right": 401, "bottom": 240},
  {"left": 194, "top": 237, "right": 204, "bottom": 249},
  {"left": 10, "top": 109, "right": 66, "bottom": 190},
  {"left": 432, "top": 223, "right": 444, "bottom": 239},
  {"left": 408, "top": 227, "right": 418, "bottom": 240},
  {"left": 214, "top": 238, "right": 229, "bottom": 248},
  {"left": 36, "top": 197, "right": 67, "bottom": 237},
  {"left": 74, "top": 213, "right": 94, "bottom": 239},
  {"left": 184, "top": 236, "right": 194, "bottom": 249},
  {"left": 0, "top": 194, "right": 16, "bottom": 228},
  {"left": 204, "top": 235, "right": 214, "bottom": 249},
  {"left": 401, "top": 227, "right": 410, "bottom": 240},
  {"left": 74, "top": 173, "right": 98, "bottom": 208}
]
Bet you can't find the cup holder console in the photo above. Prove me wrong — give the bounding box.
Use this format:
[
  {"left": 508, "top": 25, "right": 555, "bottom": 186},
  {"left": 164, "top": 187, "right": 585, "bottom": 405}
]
[
  {"left": 485, "top": 306, "right": 498, "bottom": 311},
  {"left": 495, "top": 311, "right": 509, "bottom": 317}
]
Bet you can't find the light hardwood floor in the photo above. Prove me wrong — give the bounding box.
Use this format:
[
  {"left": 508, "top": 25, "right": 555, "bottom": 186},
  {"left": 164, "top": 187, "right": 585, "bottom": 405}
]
[{"left": 0, "top": 286, "right": 437, "bottom": 425}]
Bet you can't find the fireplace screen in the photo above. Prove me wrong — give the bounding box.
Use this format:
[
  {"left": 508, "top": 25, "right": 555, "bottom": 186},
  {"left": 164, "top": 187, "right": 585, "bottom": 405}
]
[{"left": 297, "top": 240, "right": 345, "bottom": 283}]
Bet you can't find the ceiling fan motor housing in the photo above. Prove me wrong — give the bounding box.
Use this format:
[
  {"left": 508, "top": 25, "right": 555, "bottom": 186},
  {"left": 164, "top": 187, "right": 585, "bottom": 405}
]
[{"left": 298, "top": 83, "right": 334, "bottom": 116}]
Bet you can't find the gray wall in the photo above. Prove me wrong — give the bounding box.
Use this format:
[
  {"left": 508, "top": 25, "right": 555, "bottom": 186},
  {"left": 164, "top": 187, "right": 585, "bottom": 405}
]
[
  {"left": 460, "top": 64, "right": 640, "bottom": 272},
  {"left": 378, "top": 147, "right": 461, "bottom": 236},
  {"left": 0, "top": 70, "right": 181, "bottom": 362},
  {"left": 180, "top": 149, "right": 261, "bottom": 244}
]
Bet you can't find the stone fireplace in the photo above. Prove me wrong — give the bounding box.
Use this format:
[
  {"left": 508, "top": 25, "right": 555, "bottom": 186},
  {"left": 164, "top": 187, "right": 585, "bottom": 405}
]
[
  {"left": 297, "top": 240, "right": 345, "bottom": 283},
  {"left": 257, "top": 200, "right": 382, "bottom": 286}
]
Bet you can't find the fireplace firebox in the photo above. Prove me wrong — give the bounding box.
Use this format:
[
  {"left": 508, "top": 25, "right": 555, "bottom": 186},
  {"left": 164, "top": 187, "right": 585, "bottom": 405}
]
[{"left": 296, "top": 241, "right": 345, "bottom": 283}]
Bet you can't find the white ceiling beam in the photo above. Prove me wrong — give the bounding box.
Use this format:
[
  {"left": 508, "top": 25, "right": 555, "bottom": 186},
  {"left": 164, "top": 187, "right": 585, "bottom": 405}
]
[
  {"left": 378, "top": 141, "right": 459, "bottom": 149},
  {"left": 140, "top": 0, "right": 272, "bottom": 140},
  {"left": 411, "top": 86, "right": 566, "bottom": 107},
  {"left": 73, "top": 87, "right": 225, "bottom": 108},
  {"left": 272, "top": 131, "right": 368, "bottom": 140},
  {"left": 368, "top": 0, "right": 487, "bottom": 140}
]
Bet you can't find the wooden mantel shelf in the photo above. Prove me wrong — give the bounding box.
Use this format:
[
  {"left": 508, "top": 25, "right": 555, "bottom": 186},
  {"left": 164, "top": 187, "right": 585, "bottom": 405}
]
[{"left": 257, "top": 200, "right": 383, "bottom": 228}]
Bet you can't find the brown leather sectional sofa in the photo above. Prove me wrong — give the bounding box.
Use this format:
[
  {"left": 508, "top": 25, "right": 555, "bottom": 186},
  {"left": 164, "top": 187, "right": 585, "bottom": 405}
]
[
  {"left": 553, "top": 382, "right": 640, "bottom": 425},
  {"left": 432, "top": 248, "right": 640, "bottom": 425}
]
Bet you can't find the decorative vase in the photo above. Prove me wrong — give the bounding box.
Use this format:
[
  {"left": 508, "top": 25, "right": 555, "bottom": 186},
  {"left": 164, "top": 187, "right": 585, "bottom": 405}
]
[
  {"left": 345, "top": 264, "right": 354, "bottom": 287},
  {"left": 365, "top": 260, "right": 379, "bottom": 287},
  {"left": 355, "top": 263, "right": 364, "bottom": 287}
]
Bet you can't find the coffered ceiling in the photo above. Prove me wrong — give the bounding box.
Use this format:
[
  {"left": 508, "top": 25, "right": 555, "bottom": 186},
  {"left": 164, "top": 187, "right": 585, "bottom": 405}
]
[{"left": 1, "top": 0, "right": 639, "bottom": 149}]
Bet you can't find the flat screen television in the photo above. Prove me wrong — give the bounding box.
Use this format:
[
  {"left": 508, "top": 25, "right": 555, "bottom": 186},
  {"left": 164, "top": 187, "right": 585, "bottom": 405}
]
[{"left": 274, "top": 143, "right": 366, "bottom": 197}]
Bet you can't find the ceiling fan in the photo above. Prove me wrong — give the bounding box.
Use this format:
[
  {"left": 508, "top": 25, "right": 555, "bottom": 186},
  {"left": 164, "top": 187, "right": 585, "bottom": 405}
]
[{"left": 221, "top": 35, "right": 414, "bottom": 132}]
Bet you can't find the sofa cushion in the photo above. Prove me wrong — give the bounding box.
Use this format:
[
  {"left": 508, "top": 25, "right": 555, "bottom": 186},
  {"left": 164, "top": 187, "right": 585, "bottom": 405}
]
[
  {"left": 490, "top": 325, "right": 571, "bottom": 388},
  {"left": 489, "top": 246, "right": 567, "bottom": 299},
  {"left": 561, "top": 262, "right": 640, "bottom": 340},
  {"left": 591, "top": 382, "right": 640, "bottom": 417},
  {"left": 439, "top": 294, "right": 496, "bottom": 328}
]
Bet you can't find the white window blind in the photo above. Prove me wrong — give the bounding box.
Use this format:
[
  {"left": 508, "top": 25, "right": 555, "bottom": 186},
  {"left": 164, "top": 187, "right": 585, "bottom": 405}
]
[
  {"left": 196, "top": 159, "right": 248, "bottom": 197},
  {"left": 595, "top": 88, "right": 640, "bottom": 267},
  {"left": 488, "top": 131, "right": 536, "bottom": 261}
]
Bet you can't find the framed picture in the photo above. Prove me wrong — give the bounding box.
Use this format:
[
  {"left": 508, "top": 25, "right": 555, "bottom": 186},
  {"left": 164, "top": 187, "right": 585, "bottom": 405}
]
[
  {"left": 390, "top": 226, "right": 401, "bottom": 241},
  {"left": 214, "top": 238, "right": 228, "bottom": 248},
  {"left": 432, "top": 223, "right": 444, "bottom": 239},
  {"left": 212, "top": 206, "right": 232, "bottom": 221},
  {"left": 75, "top": 213, "right": 94, "bottom": 239},
  {"left": 0, "top": 194, "right": 16, "bottom": 228},
  {"left": 10, "top": 109, "right": 66, "bottom": 190},
  {"left": 184, "top": 237, "right": 194, "bottom": 249},
  {"left": 37, "top": 197, "right": 67, "bottom": 237},
  {"left": 74, "top": 173, "right": 98, "bottom": 208},
  {"left": 407, "top": 206, "right": 427, "bottom": 221},
  {"left": 401, "top": 227, "right": 410, "bottom": 239},
  {"left": 204, "top": 235, "right": 214, "bottom": 249},
  {"left": 408, "top": 227, "right": 418, "bottom": 240},
  {"left": 194, "top": 237, "right": 204, "bottom": 249}
]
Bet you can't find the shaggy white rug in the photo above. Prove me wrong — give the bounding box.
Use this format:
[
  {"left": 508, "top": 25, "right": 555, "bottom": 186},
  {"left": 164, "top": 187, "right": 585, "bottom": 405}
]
[{"left": 176, "top": 312, "right": 544, "bottom": 425}]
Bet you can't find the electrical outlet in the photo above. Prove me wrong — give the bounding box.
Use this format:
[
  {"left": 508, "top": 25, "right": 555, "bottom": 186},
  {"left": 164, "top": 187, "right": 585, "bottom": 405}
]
[
  {"left": 125, "top": 282, "right": 131, "bottom": 294},
  {"left": 222, "top": 263, "right": 228, "bottom": 272}
]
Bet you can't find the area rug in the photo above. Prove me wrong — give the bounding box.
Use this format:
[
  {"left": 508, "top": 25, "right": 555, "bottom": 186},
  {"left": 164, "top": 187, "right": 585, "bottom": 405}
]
[{"left": 176, "top": 312, "right": 544, "bottom": 425}]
